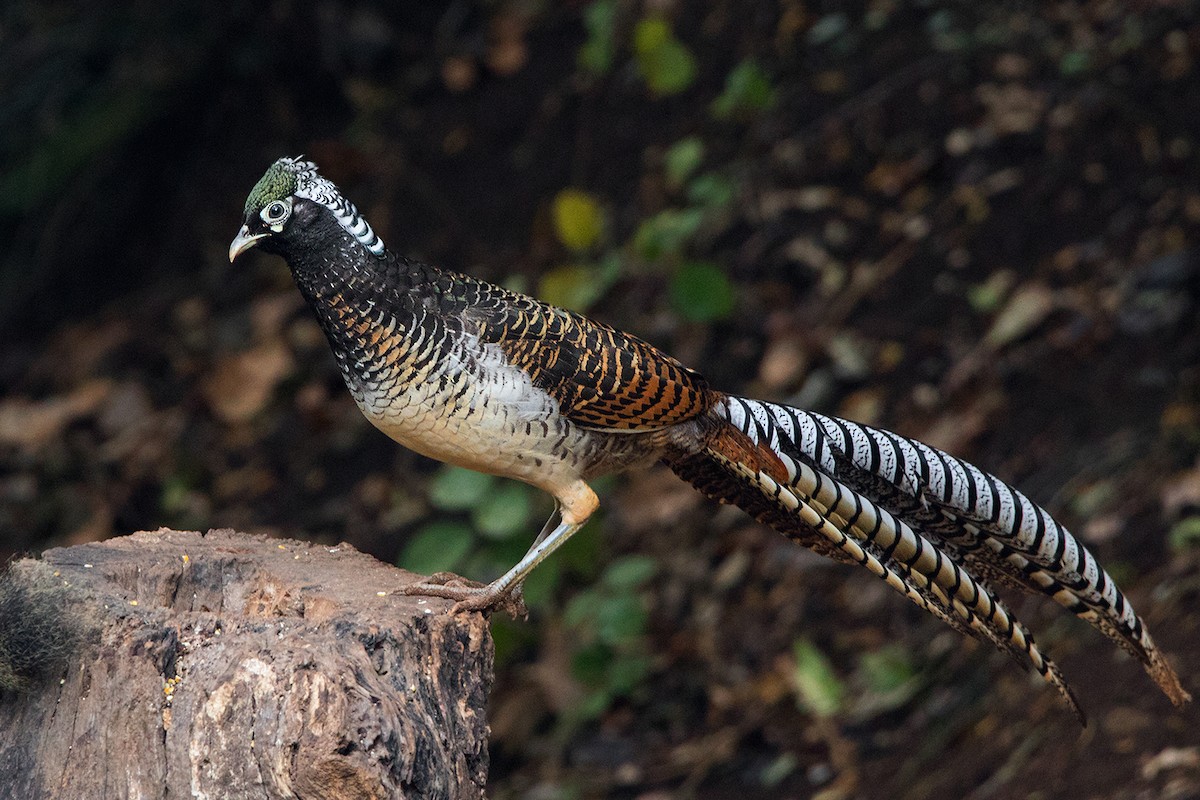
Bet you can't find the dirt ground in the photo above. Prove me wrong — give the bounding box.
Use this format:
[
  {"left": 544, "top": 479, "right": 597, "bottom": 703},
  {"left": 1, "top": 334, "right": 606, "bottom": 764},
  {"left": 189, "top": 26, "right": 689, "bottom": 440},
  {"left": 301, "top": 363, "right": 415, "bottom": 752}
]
[{"left": 2, "top": 3, "right": 1199, "bottom": 798}]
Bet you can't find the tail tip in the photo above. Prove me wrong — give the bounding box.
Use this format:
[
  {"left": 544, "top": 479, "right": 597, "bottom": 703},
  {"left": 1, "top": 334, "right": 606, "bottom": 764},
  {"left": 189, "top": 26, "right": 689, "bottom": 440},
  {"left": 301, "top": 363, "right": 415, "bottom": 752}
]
[{"left": 1149, "top": 654, "right": 1192, "bottom": 707}]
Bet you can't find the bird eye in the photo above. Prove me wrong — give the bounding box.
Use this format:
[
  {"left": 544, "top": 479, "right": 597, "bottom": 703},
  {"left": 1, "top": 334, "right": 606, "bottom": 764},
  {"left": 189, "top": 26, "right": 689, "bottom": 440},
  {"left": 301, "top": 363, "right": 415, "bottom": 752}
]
[{"left": 259, "top": 198, "right": 292, "bottom": 228}]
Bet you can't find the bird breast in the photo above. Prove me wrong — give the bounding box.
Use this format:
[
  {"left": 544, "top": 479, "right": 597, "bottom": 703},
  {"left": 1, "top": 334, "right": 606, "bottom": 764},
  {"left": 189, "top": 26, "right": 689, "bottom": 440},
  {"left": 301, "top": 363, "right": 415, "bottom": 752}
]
[{"left": 342, "top": 328, "right": 599, "bottom": 487}]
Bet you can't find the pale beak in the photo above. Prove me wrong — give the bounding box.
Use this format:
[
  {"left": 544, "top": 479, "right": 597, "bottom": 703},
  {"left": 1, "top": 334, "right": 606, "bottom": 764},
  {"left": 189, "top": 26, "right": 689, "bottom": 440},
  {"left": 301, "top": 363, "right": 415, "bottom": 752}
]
[{"left": 228, "top": 225, "right": 269, "bottom": 262}]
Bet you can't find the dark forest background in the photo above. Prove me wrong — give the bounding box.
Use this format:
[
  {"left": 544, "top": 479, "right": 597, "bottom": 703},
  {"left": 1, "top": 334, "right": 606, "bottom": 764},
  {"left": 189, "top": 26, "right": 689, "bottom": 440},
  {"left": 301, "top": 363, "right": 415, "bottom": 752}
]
[{"left": 2, "top": 2, "right": 1200, "bottom": 797}]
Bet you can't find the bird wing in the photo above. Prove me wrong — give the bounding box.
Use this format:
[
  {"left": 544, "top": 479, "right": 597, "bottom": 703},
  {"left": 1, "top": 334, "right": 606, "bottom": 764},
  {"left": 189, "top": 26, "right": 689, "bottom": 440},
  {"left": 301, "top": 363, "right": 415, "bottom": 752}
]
[{"left": 460, "top": 287, "right": 714, "bottom": 431}]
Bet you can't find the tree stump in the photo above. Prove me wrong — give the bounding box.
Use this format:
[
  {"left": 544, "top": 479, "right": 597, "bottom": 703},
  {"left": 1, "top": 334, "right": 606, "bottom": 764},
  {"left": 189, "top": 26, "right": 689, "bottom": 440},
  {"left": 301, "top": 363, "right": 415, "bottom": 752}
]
[{"left": 0, "top": 528, "right": 493, "bottom": 799}]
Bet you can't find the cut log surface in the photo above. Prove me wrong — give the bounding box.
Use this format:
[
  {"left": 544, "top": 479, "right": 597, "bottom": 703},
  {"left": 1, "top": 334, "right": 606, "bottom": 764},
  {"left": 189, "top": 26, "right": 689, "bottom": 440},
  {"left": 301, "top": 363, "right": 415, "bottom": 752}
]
[{"left": 0, "top": 528, "right": 493, "bottom": 800}]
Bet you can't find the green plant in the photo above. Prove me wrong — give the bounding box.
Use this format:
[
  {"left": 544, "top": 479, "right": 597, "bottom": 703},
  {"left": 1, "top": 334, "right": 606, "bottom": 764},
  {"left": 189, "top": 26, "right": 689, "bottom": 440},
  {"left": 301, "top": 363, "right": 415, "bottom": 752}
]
[
  {"left": 538, "top": 255, "right": 622, "bottom": 312},
  {"left": 670, "top": 261, "right": 735, "bottom": 322},
  {"left": 1170, "top": 515, "right": 1200, "bottom": 552},
  {"left": 400, "top": 465, "right": 544, "bottom": 589},
  {"left": 633, "top": 17, "right": 697, "bottom": 96},
  {"left": 663, "top": 136, "right": 705, "bottom": 189},
  {"left": 541, "top": 191, "right": 621, "bottom": 312},
  {"left": 552, "top": 189, "right": 605, "bottom": 252},
  {"left": 563, "top": 554, "right": 658, "bottom": 720},
  {"left": 578, "top": 0, "right": 618, "bottom": 77},
  {"left": 711, "top": 59, "right": 775, "bottom": 119},
  {"left": 405, "top": 470, "right": 656, "bottom": 723},
  {"left": 851, "top": 644, "right": 922, "bottom": 717},
  {"left": 790, "top": 638, "right": 846, "bottom": 717}
]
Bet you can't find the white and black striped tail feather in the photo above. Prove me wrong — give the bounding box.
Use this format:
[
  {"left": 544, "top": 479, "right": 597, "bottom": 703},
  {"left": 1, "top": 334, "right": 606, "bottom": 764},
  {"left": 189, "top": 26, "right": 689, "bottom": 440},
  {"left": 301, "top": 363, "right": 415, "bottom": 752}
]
[
  {"left": 671, "top": 442, "right": 1085, "bottom": 721},
  {"left": 670, "top": 449, "right": 991, "bottom": 645},
  {"left": 705, "top": 394, "right": 1190, "bottom": 710}
]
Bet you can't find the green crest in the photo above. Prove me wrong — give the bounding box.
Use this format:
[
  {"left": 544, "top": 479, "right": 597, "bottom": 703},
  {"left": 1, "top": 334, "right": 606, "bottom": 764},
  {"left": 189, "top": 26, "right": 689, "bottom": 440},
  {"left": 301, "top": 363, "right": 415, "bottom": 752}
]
[
  {"left": 243, "top": 161, "right": 298, "bottom": 217},
  {"left": 241, "top": 157, "right": 385, "bottom": 255}
]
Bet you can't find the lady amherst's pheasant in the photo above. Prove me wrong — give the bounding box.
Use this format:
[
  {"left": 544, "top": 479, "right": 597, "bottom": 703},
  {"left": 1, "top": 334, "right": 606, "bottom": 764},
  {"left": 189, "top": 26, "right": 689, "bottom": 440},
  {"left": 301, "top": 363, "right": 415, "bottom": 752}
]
[{"left": 230, "top": 157, "right": 1189, "bottom": 722}]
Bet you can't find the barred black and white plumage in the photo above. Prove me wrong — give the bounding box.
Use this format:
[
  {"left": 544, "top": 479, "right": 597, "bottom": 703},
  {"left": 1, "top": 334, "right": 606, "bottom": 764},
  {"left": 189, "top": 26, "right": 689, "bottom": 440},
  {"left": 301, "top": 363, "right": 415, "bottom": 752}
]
[
  {"left": 678, "top": 396, "right": 1191, "bottom": 715},
  {"left": 231, "top": 157, "right": 1190, "bottom": 722}
]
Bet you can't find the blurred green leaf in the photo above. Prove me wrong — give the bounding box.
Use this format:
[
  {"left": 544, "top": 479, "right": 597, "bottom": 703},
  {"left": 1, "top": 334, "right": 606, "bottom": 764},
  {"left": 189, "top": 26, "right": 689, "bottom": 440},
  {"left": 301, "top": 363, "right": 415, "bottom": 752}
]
[
  {"left": 670, "top": 262, "right": 735, "bottom": 321},
  {"left": 519, "top": 550, "right": 561, "bottom": 610},
  {"left": 633, "top": 18, "right": 697, "bottom": 96},
  {"left": 566, "top": 642, "right": 614, "bottom": 719},
  {"left": 538, "top": 259, "right": 620, "bottom": 312},
  {"left": 1069, "top": 480, "right": 1116, "bottom": 519},
  {"left": 791, "top": 638, "right": 845, "bottom": 717},
  {"left": 664, "top": 136, "right": 705, "bottom": 188},
  {"left": 400, "top": 520, "right": 474, "bottom": 575},
  {"left": 857, "top": 646, "right": 918, "bottom": 694},
  {"left": 160, "top": 474, "right": 193, "bottom": 514},
  {"left": 686, "top": 172, "right": 735, "bottom": 210},
  {"left": 633, "top": 17, "right": 670, "bottom": 55},
  {"left": 633, "top": 207, "right": 705, "bottom": 261},
  {"left": 552, "top": 189, "right": 605, "bottom": 251},
  {"left": 564, "top": 589, "right": 600, "bottom": 629},
  {"left": 577, "top": 688, "right": 616, "bottom": 721},
  {"left": 490, "top": 617, "right": 534, "bottom": 666},
  {"left": 559, "top": 521, "right": 603, "bottom": 577},
  {"left": 1169, "top": 515, "right": 1200, "bottom": 551},
  {"left": 500, "top": 272, "right": 530, "bottom": 295},
  {"left": 578, "top": 0, "right": 618, "bottom": 76},
  {"left": 462, "top": 548, "right": 505, "bottom": 584},
  {"left": 473, "top": 481, "right": 534, "bottom": 540},
  {"left": 606, "top": 653, "right": 652, "bottom": 693},
  {"left": 594, "top": 594, "right": 648, "bottom": 644},
  {"left": 966, "top": 270, "right": 1015, "bottom": 314},
  {"left": 601, "top": 555, "right": 658, "bottom": 590},
  {"left": 429, "top": 466, "right": 494, "bottom": 511},
  {"left": 1059, "top": 50, "right": 1092, "bottom": 76},
  {"left": 711, "top": 59, "right": 775, "bottom": 119},
  {"left": 570, "top": 640, "right": 612, "bottom": 684},
  {"left": 761, "top": 753, "right": 799, "bottom": 788},
  {"left": 852, "top": 645, "right": 923, "bottom": 716},
  {"left": 643, "top": 39, "right": 697, "bottom": 96}
]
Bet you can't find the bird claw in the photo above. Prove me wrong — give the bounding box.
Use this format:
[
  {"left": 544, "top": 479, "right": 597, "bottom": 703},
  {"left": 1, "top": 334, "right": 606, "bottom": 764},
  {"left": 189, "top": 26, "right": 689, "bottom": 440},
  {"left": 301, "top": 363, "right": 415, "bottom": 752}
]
[
  {"left": 399, "top": 574, "right": 528, "bottom": 619},
  {"left": 425, "top": 571, "right": 482, "bottom": 588},
  {"left": 448, "top": 588, "right": 528, "bottom": 619}
]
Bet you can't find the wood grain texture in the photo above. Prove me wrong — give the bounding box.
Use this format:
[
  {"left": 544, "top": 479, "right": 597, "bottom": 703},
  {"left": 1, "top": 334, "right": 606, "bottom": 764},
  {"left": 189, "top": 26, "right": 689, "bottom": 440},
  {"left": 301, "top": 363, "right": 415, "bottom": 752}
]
[{"left": 0, "top": 529, "right": 492, "bottom": 800}]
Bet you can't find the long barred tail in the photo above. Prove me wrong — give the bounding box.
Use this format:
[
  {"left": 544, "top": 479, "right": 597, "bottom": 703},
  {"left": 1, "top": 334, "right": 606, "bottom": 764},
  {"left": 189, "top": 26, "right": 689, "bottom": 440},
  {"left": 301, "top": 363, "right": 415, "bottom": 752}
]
[{"left": 669, "top": 393, "right": 1190, "bottom": 717}]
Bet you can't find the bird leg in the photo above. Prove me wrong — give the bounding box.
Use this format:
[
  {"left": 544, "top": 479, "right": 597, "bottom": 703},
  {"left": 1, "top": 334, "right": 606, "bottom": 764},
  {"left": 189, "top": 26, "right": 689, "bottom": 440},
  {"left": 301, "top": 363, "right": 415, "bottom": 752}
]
[
  {"left": 400, "top": 484, "right": 596, "bottom": 616},
  {"left": 400, "top": 515, "right": 584, "bottom": 616},
  {"left": 399, "top": 507, "right": 564, "bottom": 615},
  {"left": 529, "top": 501, "right": 562, "bottom": 548}
]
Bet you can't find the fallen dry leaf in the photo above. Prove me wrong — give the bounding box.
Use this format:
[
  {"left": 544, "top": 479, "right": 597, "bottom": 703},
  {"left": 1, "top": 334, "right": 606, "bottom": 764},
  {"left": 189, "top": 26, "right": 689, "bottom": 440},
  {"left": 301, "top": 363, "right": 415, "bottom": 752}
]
[
  {"left": 984, "top": 283, "right": 1057, "bottom": 350},
  {"left": 204, "top": 339, "right": 295, "bottom": 424},
  {"left": 1161, "top": 462, "right": 1200, "bottom": 519},
  {"left": 757, "top": 334, "right": 809, "bottom": 390},
  {"left": 976, "top": 82, "right": 1048, "bottom": 136},
  {"left": 1141, "top": 746, "right": 1200, "bottom": 781},
  {"left": 0, "top": 379, "right": 113, "bottom": 451}
]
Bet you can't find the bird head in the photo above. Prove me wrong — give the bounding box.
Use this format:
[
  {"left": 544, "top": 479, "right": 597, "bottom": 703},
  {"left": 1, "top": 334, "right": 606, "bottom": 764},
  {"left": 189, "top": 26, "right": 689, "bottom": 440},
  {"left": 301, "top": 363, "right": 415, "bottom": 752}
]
[{"left": 229, "top": 157, "right": 385, "bottom": 263}]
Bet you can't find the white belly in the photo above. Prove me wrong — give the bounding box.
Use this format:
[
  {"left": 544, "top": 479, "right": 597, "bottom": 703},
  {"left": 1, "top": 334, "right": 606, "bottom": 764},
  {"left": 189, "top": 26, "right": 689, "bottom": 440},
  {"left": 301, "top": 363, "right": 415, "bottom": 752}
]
[{"left": 344, "top": 336, "right": 590, "bottom": 492}]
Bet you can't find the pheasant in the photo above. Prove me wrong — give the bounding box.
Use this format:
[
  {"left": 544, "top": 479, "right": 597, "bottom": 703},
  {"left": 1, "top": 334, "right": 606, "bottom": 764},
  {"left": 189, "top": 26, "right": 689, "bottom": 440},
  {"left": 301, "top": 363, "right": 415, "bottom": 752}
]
[{"left": 230, "top": 157, "right": 1189, "bottom": 721}]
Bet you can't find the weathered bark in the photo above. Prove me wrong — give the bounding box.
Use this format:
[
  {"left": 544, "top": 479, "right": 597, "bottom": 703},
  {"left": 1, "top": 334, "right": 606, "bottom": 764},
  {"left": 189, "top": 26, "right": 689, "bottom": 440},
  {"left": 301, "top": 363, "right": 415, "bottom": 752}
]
[{"left": 0, "top": 528, "right": 493, "bottom": 799}]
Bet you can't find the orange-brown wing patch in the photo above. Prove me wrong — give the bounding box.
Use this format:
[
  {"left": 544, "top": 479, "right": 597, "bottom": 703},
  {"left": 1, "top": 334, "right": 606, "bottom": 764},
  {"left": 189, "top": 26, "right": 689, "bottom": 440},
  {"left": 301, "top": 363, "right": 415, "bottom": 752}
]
[{"left": 483, "top": 304, "right": 713, "bottom": 431}]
